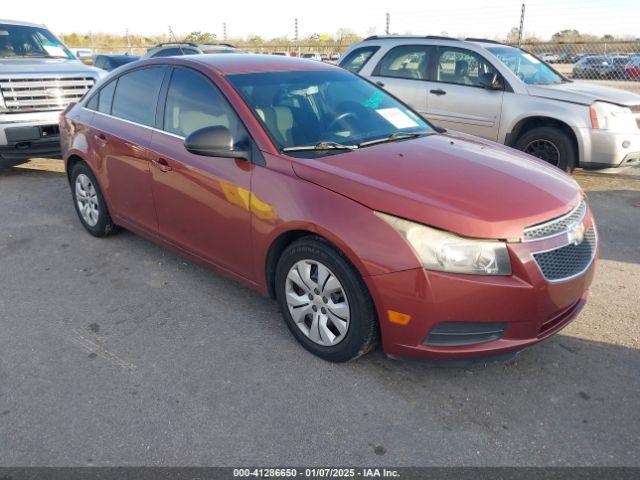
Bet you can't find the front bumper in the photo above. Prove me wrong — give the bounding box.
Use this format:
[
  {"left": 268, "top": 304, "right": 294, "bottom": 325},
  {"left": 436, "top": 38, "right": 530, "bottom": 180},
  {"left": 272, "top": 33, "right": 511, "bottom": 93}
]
[
  {"left": 578, "top": 127, "right": 640, "bottom": 169},
  {"left": 0, "top": 111, "right": 62, "bottom": 165},
  {"left": 364, "top": 219, "right": 597, "bottom": 361}
]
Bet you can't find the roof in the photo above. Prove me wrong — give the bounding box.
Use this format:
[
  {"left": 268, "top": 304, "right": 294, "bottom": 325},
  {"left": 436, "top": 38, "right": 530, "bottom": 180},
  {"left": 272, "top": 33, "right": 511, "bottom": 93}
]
[
  {"left": 187, "top": 54, "right": 337, "bottom": 75},
  {"left": 0, "top": 19, "right": 45, "bottom": 28}
]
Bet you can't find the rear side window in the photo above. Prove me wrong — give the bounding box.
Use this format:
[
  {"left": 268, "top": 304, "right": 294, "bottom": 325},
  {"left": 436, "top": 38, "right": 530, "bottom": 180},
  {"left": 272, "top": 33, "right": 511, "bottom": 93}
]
[
  {"left": 163, "top": 67, "right": 244, "bottom": 138},
  {"left": 98, "top": 80, "right": 116, "bottom": 114},
  {"left": 374, "top": 45, "right": 432, "bottom": 80},
  {"left": 435, "top": 48, "right": 497, "bottom": 87},
  {"left": 111, "top": 67, "right": 165, "bottom": 126},
  {"left": 339, "top": 46, "right": 379, "bottom": 73}
]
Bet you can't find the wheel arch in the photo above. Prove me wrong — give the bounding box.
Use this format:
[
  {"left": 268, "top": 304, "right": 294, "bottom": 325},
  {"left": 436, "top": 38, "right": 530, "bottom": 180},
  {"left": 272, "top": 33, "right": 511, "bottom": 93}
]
[
  {"left": 264, "top": 227, "right": 373, "bottom": 300},
  {"left": 506, "top": 116, "right": 579, "bottom": 162},
  {"left": 65, "top": 153, "right": 87, "bottom": 183}
]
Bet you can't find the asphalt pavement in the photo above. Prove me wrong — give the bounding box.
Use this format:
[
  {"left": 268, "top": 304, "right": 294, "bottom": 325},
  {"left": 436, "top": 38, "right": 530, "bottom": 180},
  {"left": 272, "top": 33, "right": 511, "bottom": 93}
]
[{"left": 0, "top": 159, "right": 638, "bottom": 466}]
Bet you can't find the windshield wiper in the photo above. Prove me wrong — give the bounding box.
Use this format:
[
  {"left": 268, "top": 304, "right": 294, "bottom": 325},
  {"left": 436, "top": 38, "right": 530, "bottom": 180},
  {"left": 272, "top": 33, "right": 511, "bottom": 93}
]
[
  {"left": 358, "top": 131, "right": 433, "bottom": 148},
  {"left": 282, "top": 141, "right": 359, "bottom": 152}
]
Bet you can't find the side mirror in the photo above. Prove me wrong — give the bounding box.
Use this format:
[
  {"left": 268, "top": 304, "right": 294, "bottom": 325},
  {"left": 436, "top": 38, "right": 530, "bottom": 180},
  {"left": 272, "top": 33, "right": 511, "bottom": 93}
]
[
  {"left": 480, "top": 72, "right": 503, "bottom": 90},
  {"left": 184, "top": 125, "right": 251, "bottom": 159}
]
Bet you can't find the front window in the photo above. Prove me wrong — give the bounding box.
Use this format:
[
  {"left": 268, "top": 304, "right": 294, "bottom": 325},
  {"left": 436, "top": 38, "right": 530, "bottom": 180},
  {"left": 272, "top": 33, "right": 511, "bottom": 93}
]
[
  {"left": 487, "top": 46, "right": 564, "bottom": 85},
  {"left": 0, "top": 23, "right": 73, "bottom": 59},
  {"left": 227, "top": 69, "right": 431, "bottom": 154}
]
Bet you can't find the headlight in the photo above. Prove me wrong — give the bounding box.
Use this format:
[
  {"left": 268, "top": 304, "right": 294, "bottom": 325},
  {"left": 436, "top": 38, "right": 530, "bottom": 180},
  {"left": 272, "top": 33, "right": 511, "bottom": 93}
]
[
  {"left": 376, "top": 212, "right": 512, "bottom": 275},
  {"left": 589, "top": 101, "right": 635, "bottom": 131}
]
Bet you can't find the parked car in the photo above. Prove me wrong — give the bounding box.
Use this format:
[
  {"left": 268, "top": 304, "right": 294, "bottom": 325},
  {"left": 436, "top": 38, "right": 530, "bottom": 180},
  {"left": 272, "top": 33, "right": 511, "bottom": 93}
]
[
  {"left": 60, "top": 54, "right": 597, "bottom": 363},
  {"left": 626, "top": 55, "right": 640, "bottom": 80},
  {"left": 603, "top": 55, "right": 630, "bottom": 79},
  {"left": 144, "top": 42, "right": 242, "bottom": 58},
  {"left": 300, "top": 52, "right": 322, "bottom": 61},
  {"left": 0, "top": 19, "right": 104, "bottom": 168},
  {"left": 340, "top": 36, "right": 640, "bottom": 172},
  {"left": 93, "top": 54, "right": 140, "bottom": 72},
  {"left": 70, "top": 48, "right": 94, "bottom": 64},
  {"left": 573, "top": 55, "right": 610, "bottom": 78},
  {"left": 538, "top": 52, "right": 560, "bottom": 63}
]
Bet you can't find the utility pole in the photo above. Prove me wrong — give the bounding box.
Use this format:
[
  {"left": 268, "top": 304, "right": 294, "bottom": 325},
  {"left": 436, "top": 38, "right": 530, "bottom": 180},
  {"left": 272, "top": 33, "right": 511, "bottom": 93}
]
[
  {"left": 517, "top": 3, "right": 526, "bottom": 47},
  {"left": 295, "top": 18, "right": 300, "bottom": 57},
  {"left": 223, "top": 22, "right": 227, "bottom": 41},
  {"left": 125, "top": 27, "right": 131, "bottom": 54},
  {"left": 385, "top": 12, "right": 390, "bottom": 35}
]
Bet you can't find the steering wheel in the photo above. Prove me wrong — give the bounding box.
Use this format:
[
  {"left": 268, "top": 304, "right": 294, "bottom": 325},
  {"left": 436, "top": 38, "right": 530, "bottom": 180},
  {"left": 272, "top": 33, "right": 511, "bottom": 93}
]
[{"left": 326, "top": 111, "right": 358, "bottom": 132}]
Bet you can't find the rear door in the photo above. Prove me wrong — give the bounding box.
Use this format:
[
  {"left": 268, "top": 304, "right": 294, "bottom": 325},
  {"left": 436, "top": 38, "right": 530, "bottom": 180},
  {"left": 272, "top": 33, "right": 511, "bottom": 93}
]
[
  {"left": 369, "top": 45, "right": 433, "bottom": 116},
  {"left": 424, "top": 46, "right": 504, "bottom": 140},
  {"left": 90, "top": 66, "right": 166, "bottom": 233},
  {"left": 147, "top": 66, "right": 254, "bottom": 278}
]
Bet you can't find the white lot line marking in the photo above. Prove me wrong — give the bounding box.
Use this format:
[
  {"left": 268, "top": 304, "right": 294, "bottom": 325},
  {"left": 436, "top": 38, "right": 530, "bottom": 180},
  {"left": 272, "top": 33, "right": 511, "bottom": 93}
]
[{"left": 70, "top": 328, "right": 137, "bottom": 371}]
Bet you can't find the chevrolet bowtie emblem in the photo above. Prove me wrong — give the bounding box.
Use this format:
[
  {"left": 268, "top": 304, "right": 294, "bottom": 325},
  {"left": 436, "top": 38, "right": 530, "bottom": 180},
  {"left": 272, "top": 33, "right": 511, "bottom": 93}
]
[{"left": 567, "top": 222, "right": 585, "bottom": 246}]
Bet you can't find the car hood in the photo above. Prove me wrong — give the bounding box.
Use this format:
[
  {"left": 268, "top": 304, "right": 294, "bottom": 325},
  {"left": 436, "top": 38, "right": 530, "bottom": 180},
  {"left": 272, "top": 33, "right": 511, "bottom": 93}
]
[
  {"left": 0, "top": 58, "right": 100, "bottom": 77},
  {"left": 290, "top": 133, "right": 581, "bottom": 240},
  {"left": 527, "top": 81, "right": 640, "bottom": 107}
]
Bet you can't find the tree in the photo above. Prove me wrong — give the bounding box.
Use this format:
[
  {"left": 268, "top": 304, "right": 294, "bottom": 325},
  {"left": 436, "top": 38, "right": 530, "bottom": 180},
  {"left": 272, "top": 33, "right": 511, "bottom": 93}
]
[
  {"left": 184, "top": 31, "right": 217, "bottom": 43},
  {"left": 506, "top": 27, "right": 520, "bottom": 44}
]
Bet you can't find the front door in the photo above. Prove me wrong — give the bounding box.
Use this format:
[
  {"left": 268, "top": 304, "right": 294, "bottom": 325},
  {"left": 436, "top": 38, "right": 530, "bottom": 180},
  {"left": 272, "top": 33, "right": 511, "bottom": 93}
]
[
  {"left": 148, "top": 67, "right": 254, "bottom": 278},
  {"left": 425, "top": 47, "right": 504, "bottom": 141}
]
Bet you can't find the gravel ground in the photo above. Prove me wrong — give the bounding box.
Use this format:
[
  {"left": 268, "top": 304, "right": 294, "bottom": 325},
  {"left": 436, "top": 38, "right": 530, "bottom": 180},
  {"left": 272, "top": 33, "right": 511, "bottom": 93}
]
[{"left": 0, "top": 159, "right": 638, "bottom": 467}]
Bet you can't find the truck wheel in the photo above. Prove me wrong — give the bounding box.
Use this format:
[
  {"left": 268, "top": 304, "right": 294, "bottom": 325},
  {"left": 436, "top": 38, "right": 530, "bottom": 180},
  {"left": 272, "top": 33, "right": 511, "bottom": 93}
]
[
  {"left": 515, "top": 126, "right": 577, "bottom": 173},
  {"left": 70, "top": 162, "right": 119, "bottom": 237}
]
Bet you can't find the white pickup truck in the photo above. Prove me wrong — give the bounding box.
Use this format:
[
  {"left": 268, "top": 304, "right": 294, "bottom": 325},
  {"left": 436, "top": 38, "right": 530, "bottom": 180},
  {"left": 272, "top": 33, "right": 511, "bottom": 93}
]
[{"left": 0, "top": 19, "right": 103, "bottom": 167}]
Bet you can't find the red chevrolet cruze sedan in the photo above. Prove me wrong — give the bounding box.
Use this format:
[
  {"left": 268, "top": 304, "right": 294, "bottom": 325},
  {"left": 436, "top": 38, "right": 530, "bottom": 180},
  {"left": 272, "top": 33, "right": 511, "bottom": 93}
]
[{"left": 60, "top": 55, "right": 597, "bottom": 363}]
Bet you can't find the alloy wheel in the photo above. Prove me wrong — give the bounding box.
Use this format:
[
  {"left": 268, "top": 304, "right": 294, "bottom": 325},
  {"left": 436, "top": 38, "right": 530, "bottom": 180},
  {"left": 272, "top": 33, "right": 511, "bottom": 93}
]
[{"left": 524, "top": 139, "right": 561, "bottom": 166}]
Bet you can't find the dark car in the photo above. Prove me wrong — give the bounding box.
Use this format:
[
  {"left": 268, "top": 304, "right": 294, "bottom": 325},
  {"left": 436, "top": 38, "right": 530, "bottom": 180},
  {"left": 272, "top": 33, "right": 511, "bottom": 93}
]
[
  {"left": 59, "top": 55, "right": 596, "bottom": 363},
  {"left": 93, "top": 54, "right": 140, "bottom": 72},
  {"left": 573, "top": 55, "right": 624, "bottom": 79}
]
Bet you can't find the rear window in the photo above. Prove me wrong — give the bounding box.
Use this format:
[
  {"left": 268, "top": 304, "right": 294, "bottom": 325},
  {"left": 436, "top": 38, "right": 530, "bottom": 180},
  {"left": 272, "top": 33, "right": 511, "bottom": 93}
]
[
  {"left": 111, "top": 67, "right": 165, "bottom": 126},
  {"left": 339, "top": 46, "right": 380, "bottom": 73}
]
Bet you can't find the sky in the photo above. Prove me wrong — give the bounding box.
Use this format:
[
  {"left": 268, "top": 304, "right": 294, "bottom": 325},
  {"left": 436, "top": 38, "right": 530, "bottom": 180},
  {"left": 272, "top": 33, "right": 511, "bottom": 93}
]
[{"left": 3, "top": 0, "right": 639, "bottom": 41}]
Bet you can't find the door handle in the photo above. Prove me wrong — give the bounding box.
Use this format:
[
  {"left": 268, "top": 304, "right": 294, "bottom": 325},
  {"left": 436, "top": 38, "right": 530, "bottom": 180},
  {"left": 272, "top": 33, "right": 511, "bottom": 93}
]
[
  {"left": 430, "top": 89, "right": 447, "bottom": 96},
  {"left": 376, "top": 81, "right": 385, "bottom": 87},
  {"left": 93, "top": 133, "right": 107, "bottom": 146},
  {"left": 151, "top": 157, "right": 172, "bottom": 173}
]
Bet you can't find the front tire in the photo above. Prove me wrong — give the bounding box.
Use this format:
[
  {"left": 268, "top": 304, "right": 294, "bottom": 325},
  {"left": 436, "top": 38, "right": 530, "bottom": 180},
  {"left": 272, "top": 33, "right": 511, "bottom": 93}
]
[
  {"left": 275, "top": 237, "right": 378, "bottom": 362},
  {"left": 70, "top": 162, "right": 118, "bottom": 237},
  {"left": 514, "top": 126, "right": 577, "bottom": 173}
]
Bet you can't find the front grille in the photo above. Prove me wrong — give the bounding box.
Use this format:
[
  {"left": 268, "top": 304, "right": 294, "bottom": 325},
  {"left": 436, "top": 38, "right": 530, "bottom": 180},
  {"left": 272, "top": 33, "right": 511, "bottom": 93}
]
[
  {"left": 532, "top": 225, "right": 597, "bottom": 282},
  {"left": 523, "top": 200, "right": 586, "bottom": 241},
  {"left": 0, "top": 77, "right": 95, "bottom": 112}
]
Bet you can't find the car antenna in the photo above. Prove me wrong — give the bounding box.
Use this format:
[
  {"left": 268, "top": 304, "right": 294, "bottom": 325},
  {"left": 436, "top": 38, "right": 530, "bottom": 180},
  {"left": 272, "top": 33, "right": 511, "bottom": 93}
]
[{"left": 168, "top": 25, "right": 185, "bottom": 56}]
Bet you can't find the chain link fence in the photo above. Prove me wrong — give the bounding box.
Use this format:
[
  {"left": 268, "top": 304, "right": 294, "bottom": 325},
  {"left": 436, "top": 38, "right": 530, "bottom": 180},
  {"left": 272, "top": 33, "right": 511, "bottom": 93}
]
[{"left": 82, "top": 40, "right": 640, "bottom": 94}]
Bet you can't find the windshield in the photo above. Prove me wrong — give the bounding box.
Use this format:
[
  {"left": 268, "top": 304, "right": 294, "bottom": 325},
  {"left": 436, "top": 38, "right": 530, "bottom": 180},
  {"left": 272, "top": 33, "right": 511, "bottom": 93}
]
[
  {"left": 487, "top": 46, "right": 564, "bottom": 85},
  {"left": 0, "top": 24, "right": 74, "bottom": 59},
  {"left": 227, "top": 69, "right": 431, "bottom": 153}
]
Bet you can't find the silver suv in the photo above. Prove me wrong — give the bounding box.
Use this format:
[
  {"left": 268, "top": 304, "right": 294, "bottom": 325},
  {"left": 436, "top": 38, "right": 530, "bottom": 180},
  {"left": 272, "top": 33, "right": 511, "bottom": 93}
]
[
  {"left": 143, "top": 42, "right": 241, "bottom": 58},
  {"left": 340, "top": 36, "right": 640, "bottom": 172},
  {"left": 0, "top": 19, "right": 103, "bottom": 167}
]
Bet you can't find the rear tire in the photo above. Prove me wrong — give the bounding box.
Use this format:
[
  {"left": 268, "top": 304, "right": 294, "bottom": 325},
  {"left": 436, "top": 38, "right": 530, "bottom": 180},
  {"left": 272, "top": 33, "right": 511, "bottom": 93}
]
[
  {"left": 515, "top": 126, "right": 577, "bottom": 173},
  {"left": 275, "top": 236, "right": 378, "bottom": 362},
  {"left": 70, "top": 162, "right": 119, "bottom": 237}
]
